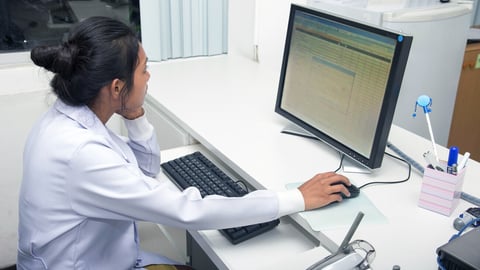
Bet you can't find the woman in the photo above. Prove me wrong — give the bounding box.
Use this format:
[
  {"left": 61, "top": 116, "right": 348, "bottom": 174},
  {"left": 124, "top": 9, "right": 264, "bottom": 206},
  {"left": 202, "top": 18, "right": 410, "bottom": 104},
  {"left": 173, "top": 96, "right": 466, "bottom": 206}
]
[{"left": 18, "top": 17, "right": 352, "bottom": 269}]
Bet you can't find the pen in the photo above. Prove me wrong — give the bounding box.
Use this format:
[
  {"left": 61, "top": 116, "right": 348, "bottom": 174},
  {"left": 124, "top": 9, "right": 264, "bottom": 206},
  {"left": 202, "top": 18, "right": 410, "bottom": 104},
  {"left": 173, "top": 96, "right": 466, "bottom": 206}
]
[{"left": 458, "top": 152, "right": 470, "bottom": 170}]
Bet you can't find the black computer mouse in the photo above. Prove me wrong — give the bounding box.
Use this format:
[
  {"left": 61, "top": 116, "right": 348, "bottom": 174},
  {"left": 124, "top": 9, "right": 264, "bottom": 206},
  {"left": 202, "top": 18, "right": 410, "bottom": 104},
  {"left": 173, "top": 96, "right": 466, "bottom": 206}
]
[{"left": 333, "top": 182, "right": 360, "bottom": 199}]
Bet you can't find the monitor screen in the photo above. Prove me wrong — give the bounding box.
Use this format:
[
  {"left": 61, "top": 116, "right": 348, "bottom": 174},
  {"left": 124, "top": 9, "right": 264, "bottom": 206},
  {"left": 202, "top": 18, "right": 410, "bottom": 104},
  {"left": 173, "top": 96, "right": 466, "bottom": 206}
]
[{"left": 275, "top": 4, "right": 412, "bottom": 170}]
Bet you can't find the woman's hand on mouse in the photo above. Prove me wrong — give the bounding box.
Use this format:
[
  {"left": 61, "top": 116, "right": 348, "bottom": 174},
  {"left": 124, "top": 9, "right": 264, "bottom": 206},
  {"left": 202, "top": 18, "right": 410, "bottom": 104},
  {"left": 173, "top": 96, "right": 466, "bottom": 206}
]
[{"left": 298, "top": 172, "right": 351, "bottom": 210}]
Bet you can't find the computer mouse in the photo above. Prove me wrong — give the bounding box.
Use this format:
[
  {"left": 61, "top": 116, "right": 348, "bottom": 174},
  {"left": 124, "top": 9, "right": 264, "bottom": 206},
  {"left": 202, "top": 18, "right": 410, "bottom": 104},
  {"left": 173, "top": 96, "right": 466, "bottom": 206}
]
[{"left": 333, "top": 182, "right": 360, "bottom": 199}]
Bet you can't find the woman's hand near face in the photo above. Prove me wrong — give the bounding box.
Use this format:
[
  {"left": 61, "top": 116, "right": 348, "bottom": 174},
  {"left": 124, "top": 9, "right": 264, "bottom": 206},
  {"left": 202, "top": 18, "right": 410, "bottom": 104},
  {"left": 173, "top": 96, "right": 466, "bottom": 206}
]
[{"left": 118, "top": 106, "right": 145, "bottom": 120}]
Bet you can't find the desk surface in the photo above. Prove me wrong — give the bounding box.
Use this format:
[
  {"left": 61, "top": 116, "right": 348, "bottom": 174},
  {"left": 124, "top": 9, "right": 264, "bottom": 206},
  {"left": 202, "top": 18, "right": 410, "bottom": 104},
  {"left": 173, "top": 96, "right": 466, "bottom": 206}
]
[{"left": 147, "top": 54, "right": 480, "bottom": 269}]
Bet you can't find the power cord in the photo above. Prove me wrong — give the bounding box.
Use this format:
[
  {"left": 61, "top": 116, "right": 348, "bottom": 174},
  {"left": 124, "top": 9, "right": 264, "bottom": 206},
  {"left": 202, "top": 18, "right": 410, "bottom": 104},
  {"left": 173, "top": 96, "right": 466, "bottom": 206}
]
[
  {"left": 357, "top": 152, "right": 412, "bottom": 189},
  {"left": 386, "top": 141, "right": 424, "bottom": 174},
  {"left": 334, "top": 153, "right": 345, "bottom": 173},
  {"left": 335, "top": 152, "right": 412, "bottom": 190}
]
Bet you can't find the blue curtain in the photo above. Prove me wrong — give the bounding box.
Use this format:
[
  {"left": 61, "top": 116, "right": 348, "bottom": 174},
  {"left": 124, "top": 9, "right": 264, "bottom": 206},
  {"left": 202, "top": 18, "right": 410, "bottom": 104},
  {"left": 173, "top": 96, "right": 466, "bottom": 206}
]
[{"left": 140, "top": 0, "right": 228, "bottom": 61}]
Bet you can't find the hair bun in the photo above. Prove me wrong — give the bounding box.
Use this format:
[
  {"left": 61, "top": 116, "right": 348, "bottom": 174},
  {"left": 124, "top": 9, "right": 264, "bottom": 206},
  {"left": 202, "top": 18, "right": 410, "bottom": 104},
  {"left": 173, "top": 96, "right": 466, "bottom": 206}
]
[{"left": 31, "top": 43, "right": 79, "bottom": 77}]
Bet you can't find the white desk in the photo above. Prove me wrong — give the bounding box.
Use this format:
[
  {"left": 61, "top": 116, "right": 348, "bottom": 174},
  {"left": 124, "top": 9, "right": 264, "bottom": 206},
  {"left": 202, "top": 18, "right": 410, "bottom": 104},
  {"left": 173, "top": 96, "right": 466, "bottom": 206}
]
[{"left": 147, "top": 54, "right": 480, "bottom": 269}]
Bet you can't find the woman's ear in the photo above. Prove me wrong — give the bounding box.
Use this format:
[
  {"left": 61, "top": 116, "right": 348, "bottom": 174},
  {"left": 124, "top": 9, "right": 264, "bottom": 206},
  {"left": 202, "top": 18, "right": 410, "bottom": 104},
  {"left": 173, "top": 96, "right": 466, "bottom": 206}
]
[{"left": 110, "top": 79, "right": 125, "bottom": 99}]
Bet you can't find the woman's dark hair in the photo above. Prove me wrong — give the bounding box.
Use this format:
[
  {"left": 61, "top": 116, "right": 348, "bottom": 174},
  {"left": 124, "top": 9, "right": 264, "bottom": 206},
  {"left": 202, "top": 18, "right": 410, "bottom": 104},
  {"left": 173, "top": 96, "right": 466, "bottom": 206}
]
[{"left": 31, "top": 17, "right": 139, "bottom": 106}]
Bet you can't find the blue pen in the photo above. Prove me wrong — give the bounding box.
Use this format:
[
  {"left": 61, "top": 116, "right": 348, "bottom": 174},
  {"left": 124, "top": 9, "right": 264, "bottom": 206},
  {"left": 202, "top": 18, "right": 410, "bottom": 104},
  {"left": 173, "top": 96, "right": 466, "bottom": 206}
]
[{"left": 447, "top": 146, "right": 459, "bottom": 174}]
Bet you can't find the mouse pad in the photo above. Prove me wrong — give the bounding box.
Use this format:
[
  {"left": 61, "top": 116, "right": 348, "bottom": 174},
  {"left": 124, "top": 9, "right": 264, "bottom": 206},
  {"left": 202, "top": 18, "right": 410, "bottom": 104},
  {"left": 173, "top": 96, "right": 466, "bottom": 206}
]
[{"left": 286, "top": 182, "right": 387, "bottom": 231}]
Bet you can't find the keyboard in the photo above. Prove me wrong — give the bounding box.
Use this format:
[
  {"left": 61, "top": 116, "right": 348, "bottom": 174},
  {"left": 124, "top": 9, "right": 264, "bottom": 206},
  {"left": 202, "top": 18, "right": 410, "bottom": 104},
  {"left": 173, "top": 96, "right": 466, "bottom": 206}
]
[{"left": 160, "top": 151, "right": 280, "bottom": 244}]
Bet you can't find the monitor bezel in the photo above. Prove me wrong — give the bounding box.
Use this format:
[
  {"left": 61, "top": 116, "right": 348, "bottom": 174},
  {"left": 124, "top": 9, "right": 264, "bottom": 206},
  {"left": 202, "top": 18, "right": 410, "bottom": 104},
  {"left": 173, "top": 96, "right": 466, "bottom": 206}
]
[{"left": 275, "top": 4, "right": 412, "bottom": 170}]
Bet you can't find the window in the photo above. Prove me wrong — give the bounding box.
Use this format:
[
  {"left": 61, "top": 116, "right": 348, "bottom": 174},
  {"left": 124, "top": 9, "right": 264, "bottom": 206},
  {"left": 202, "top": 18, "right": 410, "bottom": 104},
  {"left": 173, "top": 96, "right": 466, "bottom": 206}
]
[
  {"left": 0, "top": 0, "right": 140, "bottom": 52},
  {"left": 1, "top": 0, "right": 227, "bottom": 63},
  {"left": 140, "top": 0, "right": 228, "bottom": 61}
]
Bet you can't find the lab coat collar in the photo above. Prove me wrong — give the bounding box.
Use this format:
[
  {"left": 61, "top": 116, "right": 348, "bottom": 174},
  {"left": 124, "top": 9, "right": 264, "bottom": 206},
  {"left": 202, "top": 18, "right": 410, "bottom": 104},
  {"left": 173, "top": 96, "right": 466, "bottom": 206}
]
[
  {"left": 53, "top": 99, "right": 133, "bottom": 163},
  {"left": 54, "top": 99, "right": 108, "bottom": 136}
]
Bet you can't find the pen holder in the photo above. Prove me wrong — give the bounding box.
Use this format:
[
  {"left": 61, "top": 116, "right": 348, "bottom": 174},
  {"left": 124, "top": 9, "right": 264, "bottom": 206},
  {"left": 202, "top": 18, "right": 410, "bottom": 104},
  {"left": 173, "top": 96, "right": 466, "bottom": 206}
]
[{"left": 418, "top": 164, "right": 466, "bottom": 216}]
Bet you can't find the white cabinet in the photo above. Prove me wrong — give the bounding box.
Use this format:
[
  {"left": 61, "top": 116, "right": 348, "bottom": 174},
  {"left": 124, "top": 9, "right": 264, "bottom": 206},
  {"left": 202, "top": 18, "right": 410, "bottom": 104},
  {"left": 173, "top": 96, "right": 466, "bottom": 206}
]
[{"left": 144, "top": 95, "right": 195, "bottom": 151}]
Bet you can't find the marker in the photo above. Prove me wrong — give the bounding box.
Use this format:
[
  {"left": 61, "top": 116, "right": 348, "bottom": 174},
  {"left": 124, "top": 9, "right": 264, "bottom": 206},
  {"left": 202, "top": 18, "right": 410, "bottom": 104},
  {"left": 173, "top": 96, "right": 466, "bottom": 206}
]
[
  {"left": 447, "top": 146, "right": 459, "bottom": 174},
  {"left": 448, "top": 146, "right": 459, "bottom": 167},
  {"left": 458, "top": 152, "right": 470, "bottom": 170}
]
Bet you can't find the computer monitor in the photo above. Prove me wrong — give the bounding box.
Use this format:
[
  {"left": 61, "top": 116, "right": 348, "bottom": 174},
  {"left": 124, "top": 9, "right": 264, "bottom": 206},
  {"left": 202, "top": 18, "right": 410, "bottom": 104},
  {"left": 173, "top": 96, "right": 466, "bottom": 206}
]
[{"left": 275, "top": 4, "right": 412, "bottom": 170}]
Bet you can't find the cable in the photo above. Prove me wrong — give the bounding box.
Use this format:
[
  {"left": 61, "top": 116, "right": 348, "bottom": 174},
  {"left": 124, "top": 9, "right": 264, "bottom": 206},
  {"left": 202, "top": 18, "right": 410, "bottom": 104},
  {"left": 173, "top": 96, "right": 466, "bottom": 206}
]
[
  {"left": 285, "top": 132, "right": 478, "bottom": 204},
  {"left": 334, "top": 153, "right": 345, "bottom": 173},
  {"left": 332, "top": 151, "right": 411, "bottom": 189},
  {"left": 356, "top": 152, "right": 412, "bottom": 190},
  {"left": 386, "top": 141, "right": 424, "bottom": 174}
]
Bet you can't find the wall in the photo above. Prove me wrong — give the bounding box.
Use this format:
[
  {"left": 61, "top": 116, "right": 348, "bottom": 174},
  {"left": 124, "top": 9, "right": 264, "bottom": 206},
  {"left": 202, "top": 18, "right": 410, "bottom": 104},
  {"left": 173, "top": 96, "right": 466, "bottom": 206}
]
[
  {"left": 228, "top": 0, "right": 308, "bottom": 70},
  {"left": 227, "top": 0, "right": 256, "bottom": 59},
  {"left": 0, "top": 65, "right": 51, "bottom": 267},
  {"left": 253, "top": 0, "right": 307, "bottom": 72}
]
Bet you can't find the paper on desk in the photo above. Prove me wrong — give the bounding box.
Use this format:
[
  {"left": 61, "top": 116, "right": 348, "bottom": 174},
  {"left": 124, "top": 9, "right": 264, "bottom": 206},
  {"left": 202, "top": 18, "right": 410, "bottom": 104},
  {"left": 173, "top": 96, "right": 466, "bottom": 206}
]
[{"left": 286, "top": 182, "right": 387, "bottom": 231}]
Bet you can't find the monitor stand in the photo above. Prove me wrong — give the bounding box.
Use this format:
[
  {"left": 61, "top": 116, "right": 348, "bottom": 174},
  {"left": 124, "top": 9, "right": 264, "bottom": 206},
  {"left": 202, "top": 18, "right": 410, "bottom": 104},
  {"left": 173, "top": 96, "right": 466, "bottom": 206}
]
[{"left": 281, "top": 123, "right": 371, "bottom": 174}]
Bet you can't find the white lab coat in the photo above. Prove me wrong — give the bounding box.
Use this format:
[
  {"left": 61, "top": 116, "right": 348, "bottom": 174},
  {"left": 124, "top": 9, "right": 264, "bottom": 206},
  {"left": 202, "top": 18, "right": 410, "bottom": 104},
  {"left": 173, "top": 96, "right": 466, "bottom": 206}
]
[{"left": 17, "top": 99, "right": 304, "bottom": 269}]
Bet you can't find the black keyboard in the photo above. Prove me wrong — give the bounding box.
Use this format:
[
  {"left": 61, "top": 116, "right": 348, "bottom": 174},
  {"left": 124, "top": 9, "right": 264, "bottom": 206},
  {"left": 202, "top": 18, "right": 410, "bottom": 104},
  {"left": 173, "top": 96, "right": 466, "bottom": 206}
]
[{"left": 161, "top": 151, "right": 280, "bottom": 244}]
